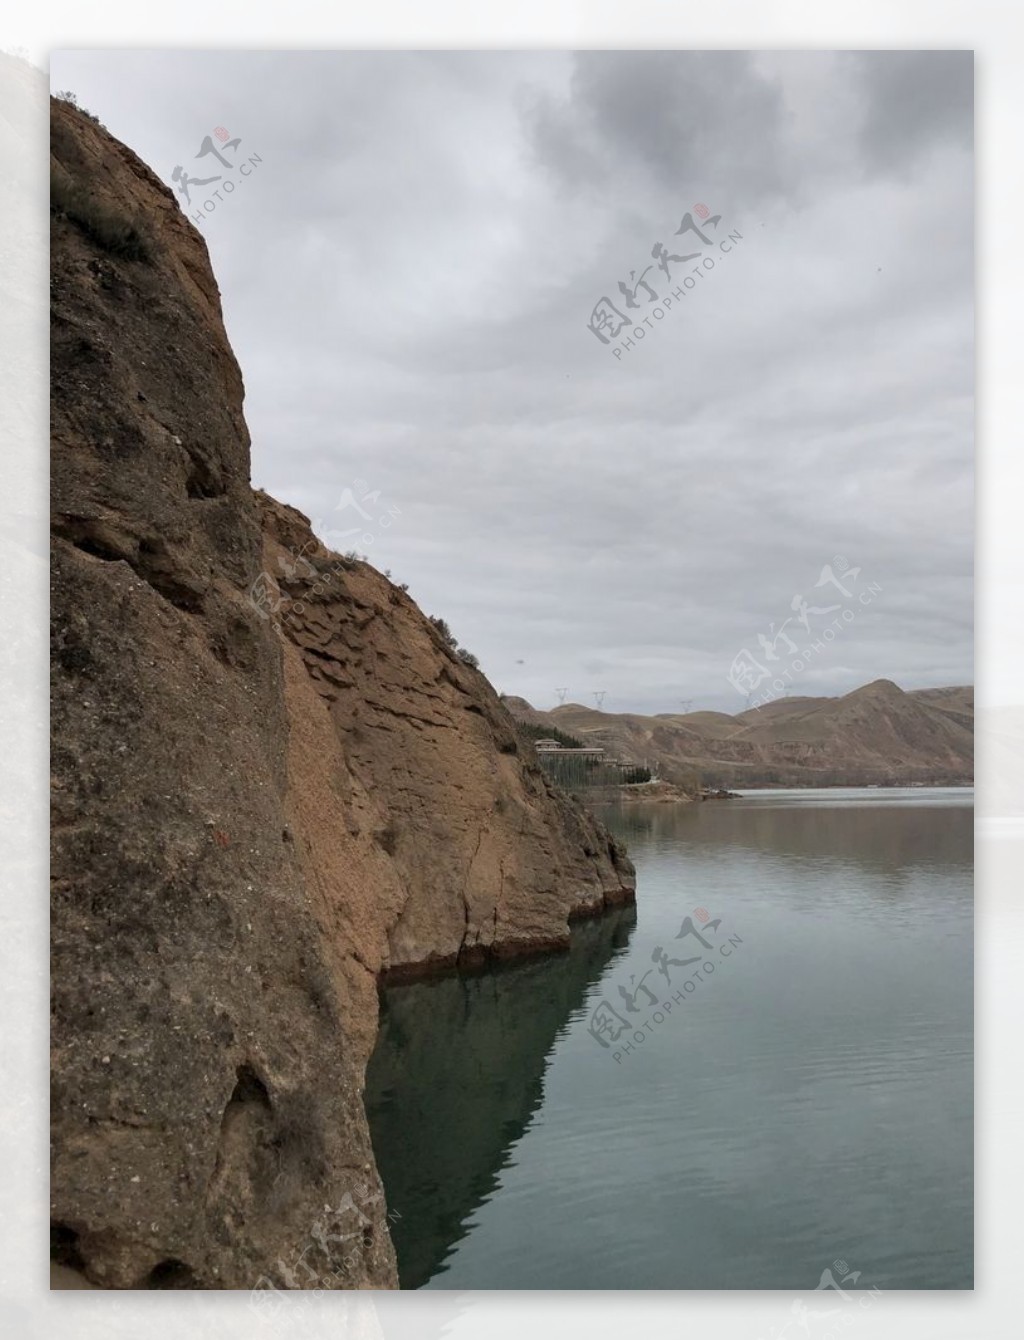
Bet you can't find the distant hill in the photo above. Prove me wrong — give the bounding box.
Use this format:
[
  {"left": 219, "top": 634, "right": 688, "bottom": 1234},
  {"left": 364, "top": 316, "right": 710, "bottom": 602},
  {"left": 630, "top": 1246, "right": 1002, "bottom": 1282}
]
[{"left": 503, "top": 680, "right": 974, "bottom": 789}]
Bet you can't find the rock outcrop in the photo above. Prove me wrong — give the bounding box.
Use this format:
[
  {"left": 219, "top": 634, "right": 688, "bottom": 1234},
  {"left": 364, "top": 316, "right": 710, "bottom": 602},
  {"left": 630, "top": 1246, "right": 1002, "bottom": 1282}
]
[{"left": 50, "top": 97, "right": 633, "bottom": 1290}]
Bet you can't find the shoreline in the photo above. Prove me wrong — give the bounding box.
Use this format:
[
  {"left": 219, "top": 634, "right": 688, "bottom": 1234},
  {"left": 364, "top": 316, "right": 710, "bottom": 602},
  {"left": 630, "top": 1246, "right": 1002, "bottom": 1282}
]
[{"left": 379, "top": 885, "right": 636, "bottom": 986}]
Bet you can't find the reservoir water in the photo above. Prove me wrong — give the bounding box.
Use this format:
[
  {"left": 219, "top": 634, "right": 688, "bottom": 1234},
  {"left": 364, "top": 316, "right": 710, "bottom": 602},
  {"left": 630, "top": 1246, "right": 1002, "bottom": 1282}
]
[{"left": 365, "top": 787, "right": 973, "bottom": 1290}]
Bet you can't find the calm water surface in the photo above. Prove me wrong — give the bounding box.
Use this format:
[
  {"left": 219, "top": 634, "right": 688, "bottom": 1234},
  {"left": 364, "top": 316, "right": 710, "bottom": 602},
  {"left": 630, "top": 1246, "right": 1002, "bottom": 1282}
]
[{"left": 365, "top": 788, "right": 973, "bottom": 1289}]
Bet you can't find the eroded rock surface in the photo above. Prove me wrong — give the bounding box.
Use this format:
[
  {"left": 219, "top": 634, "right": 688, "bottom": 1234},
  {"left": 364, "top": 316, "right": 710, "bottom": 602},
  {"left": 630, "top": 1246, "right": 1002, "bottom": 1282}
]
[{"left": 50, "top": 97, "right": 634, "bottom": 1289}]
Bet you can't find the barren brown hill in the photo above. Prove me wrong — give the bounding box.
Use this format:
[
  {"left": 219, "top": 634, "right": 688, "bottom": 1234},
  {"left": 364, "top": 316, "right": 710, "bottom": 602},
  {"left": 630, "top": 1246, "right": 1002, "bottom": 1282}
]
[
  {"left": 506, "top": 678, "right": 973, "bottom": 789},
  {"left": 50, "top": 97, "right": 633, "bottom": 1290},
  {"left": 908, "top": 685, "right": 975, "bottom": 732}
]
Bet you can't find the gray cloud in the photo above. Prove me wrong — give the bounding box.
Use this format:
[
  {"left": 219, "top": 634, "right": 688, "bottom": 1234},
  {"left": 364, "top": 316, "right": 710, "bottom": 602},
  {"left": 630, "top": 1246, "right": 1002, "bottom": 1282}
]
[
  {"left": 528, "top": 51, "right": 792, "bottom": 205},
  {"left": 50, "top": 50, "right": 973, "bottom": 714},
  {"left": 852, "top": 49, "right": 974, "bottom": 173}
]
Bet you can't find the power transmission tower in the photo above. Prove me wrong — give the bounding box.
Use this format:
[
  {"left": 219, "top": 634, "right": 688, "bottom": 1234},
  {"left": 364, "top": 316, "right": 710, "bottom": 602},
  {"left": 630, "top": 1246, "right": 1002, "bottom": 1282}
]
[
  {"left": 679, "top": 699, "right": 693, "bottom": 714},
  {"left": 592, "top": 691, "right": 606, "bottom": 710},
  {"left": 555, "top": 687, "right": 568, "bottom": 705}
]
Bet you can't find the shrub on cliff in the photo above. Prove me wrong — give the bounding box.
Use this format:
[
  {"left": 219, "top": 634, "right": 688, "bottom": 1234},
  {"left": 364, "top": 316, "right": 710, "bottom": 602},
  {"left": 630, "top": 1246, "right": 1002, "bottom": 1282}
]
[
  {"left": 51, "top": 169, "right": 154, "bottom": 263},
  {"left": 427, "top": 614, "right": 479, "bottom": 667},
  {"left": 428, "top": 615, "right": 458, "bottom": 648},
  {"left": 54, "top": 89, "right": 103, "bottom": 125}
]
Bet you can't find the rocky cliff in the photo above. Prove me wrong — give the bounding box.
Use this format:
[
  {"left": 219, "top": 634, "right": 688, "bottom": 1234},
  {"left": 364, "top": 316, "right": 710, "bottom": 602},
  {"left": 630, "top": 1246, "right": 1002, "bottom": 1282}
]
[{"left": 50, "top": 97, "right": 633, "bottom": 1290}]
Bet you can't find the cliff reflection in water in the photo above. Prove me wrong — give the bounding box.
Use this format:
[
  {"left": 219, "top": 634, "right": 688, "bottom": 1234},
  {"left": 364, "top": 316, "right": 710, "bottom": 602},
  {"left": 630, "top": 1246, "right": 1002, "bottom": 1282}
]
[
  {"left": 605, "top": 790, "right": 973, "bottom": 879},
  {"left": 364, "top": 907, "right": 636, "bottom": 1288}
]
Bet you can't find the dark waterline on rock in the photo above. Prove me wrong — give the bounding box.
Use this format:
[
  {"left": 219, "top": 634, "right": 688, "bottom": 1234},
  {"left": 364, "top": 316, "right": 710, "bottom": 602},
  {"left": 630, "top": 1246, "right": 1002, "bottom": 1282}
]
[{"left": 365, "top": 787, "right": 973, "bottom": 1289}]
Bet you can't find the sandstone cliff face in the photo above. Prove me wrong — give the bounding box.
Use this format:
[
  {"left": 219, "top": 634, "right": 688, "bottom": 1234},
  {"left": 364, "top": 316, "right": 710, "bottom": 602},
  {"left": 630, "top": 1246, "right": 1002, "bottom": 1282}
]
[
  {"left": 261, "top": 496, "right": 634, "bottom": 980},
  {"left": 49, "top": 98, "right": 634, "bottom": 1290}
]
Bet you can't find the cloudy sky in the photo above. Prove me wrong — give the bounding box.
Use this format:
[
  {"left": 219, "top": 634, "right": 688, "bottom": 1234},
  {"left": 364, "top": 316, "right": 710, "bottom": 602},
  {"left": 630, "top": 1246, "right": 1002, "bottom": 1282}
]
[{"left": 50, "top": 50, "right": 973, "bottom": 714}]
